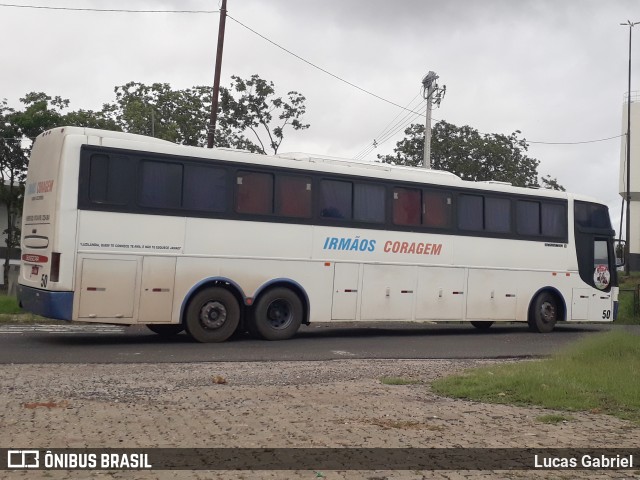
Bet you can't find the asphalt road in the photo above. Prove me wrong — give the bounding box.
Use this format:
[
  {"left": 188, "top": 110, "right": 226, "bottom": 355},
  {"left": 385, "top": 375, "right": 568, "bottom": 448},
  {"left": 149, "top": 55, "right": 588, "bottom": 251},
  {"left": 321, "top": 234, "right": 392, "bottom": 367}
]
[{"left": 0, "top": 321, "right": 635, "bottom": 364}]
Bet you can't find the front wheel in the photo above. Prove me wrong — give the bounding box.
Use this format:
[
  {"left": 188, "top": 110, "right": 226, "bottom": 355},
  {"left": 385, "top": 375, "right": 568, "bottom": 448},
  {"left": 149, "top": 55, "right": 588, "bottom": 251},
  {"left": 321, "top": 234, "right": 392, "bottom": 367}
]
[
  {"left": 251, "top": 287, "right": 303, "bottom": 341},
  {"left": 185, "top": 287, "right": 240, "bottom": 343},
  {"left": 528, "top": 291, "right": 559, "bottom": 333}
]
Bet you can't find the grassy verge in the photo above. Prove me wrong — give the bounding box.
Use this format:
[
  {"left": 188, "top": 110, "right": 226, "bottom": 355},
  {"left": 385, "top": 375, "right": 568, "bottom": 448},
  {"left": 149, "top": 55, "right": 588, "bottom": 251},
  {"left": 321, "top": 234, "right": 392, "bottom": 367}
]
[
  {"left": 379, "top": 377, "right": 422, "bottom": 386},
  {"left": 615, "top": 273, "right": 640, "bottom": 325},
  {"left": 0, "top": 294, "right": 53, "bottom": 324},
  {"left": 432, "top": 331, "right": 640, "bottom": 422}
]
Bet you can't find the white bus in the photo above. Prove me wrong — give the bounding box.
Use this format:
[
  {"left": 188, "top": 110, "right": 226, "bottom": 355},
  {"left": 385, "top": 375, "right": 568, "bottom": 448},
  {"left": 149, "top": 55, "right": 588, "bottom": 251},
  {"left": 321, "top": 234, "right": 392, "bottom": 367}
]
[{"left": 18, "top": 127, "right": 618, "bottom": 342}]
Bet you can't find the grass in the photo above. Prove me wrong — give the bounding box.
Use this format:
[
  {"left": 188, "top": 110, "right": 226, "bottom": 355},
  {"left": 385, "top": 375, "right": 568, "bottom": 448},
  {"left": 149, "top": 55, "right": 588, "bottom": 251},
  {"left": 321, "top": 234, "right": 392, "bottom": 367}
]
[
  {"left": 432, "top": 331, "right": 640, "bottom": 422},
  {"left": 536, "top": 414, "right": 573, "bottom": 424},
  {"left": 0, "top": 293, "right": 54, "bottom": 324},
  {"left": 616, "top": 273, "right": 640, "bottom": 325},
  {"left": 0, "top": 294, "right": 23, "bottom": 314},
  {"left": 379, "top": 377, "right": 422, "bottom": 386}
]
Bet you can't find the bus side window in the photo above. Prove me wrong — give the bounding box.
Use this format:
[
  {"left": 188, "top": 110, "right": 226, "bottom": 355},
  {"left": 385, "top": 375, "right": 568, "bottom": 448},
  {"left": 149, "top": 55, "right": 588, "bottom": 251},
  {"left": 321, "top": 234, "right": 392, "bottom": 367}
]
[
  {"left": 422, "top": 190, "right": 452, "bottom": 229},
  {"left": 236, "top": 171, "right": 274, "bottom": 215},
  {"left": 183, "top": 165, "right": 227, "bottom": 212},
  {"left": 89, "top": 154, "right": 132, "bottom": 205},
  {"left": 320, "top": 180, "right": 352, "bottom": 220},
  {"left": 458, "top": 194, "right": 483, "bottom": 231},
  {"left": 516, "top": 200, "right": 540, "bottom": 235},
  {"left": 393, "top": 187, "right": 421, "bottom": 225},
  {"left": 354, "top": 183, "right": 385, "bottom": 223},
  {"left": 541, "top": 203, "right": 566, "bottom": 237},
  {"left": 140, "top": 161, "right": 183, "bottom": 209},
  {"left": 485, "top": 197, "right": 511, "bottom": 233},
  {"left": 276, "top": 175, "right": 312, "bottom": 218}
]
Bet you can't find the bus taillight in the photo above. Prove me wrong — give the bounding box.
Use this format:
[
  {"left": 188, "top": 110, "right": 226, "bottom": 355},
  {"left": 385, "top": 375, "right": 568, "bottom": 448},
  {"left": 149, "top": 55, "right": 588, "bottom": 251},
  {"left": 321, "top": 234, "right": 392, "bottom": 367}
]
[{"left": 50, "top": 252, "right": 60, "bottom": 282}]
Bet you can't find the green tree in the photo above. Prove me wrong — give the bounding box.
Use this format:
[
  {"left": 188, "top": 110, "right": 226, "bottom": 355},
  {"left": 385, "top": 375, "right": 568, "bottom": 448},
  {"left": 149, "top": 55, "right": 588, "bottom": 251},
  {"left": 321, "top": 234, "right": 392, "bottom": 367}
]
[
  {"left": 103, "top": 82, "right": 208, "bottom": 145},
  {"left": 378, "top": 121, "right": 564, "bottom": 190},
  {"left": 218, "top": 74, "right": 309, "bottom": 154},
  {"left": 104, "top": 74, "right": 310, "bottom": 154},
  {"left": 0, "top": 100, "right": 26, "bottom": 287},
  {"left": 0, "top": 93, "right": 118, "bottom": 286}
]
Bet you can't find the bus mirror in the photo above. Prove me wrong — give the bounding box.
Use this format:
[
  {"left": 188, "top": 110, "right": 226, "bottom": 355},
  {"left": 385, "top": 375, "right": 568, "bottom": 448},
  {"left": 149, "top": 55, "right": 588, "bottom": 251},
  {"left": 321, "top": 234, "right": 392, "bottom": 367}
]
[{"left": 615, "top": 240, "right": 626, "bottom": 267}]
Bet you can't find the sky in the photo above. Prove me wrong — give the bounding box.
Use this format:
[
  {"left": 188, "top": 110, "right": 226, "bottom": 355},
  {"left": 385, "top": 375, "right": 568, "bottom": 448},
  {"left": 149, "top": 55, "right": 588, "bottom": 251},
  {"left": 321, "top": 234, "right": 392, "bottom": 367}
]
[{"left": 1, "top": 0, "right": 638, "bottom": 235}]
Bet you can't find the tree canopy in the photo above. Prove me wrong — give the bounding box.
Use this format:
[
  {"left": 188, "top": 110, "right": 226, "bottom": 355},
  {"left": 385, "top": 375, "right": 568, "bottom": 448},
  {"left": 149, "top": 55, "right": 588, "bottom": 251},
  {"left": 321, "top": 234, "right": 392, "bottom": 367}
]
[
  {"left": 101, "top": 74, "right": 309, "bottom": 154},
  {"left": 377, "top": 121, "right": 565, "bottom": 191}
]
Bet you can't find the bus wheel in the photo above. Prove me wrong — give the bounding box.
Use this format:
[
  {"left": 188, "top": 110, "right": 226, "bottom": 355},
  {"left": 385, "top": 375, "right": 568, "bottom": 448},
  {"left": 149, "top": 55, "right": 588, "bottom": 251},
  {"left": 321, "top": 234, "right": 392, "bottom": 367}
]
[
  {"left": 185, "top": 288, "right": 240, "bottom": 343},
  {"left": 528, "top": 292, "right": 558, "bottom": 333},
  {"left": 146, "top": 324, "right": 184, "bottom": 337},
  {"left": 470, "top": 321, "right": 493, "bottom": 330},
  {"left": 252, "top": 287, "right": 303, "bottom": 341}
]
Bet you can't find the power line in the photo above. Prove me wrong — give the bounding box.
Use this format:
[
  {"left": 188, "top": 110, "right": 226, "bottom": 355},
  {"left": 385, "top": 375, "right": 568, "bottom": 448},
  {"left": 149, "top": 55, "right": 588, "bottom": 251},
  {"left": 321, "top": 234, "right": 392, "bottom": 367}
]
[
  {"left": 0, "top": 3, "right": 218, "bottom": 13},
  {"left": 526, "top": 134, "right": 625, "bottom": 145},
  {"left": 354, "top": 101, "right": 426, "bottom": 160},
  {"left": 226, "top": 14, "right": 423, "bottom": 116},
  {"left": 1, "top": 5, "right": 629, "bottom": 149}
]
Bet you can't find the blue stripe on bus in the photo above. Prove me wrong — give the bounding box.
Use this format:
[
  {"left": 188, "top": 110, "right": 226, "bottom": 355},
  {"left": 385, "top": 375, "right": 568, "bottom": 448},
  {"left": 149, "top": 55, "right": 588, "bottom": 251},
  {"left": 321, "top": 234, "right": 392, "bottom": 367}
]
[
  {"left": 613, "top": 301, "right": 619, "bottom": 321},
  {"left": 17, "top": 285, "right": 73, "bottom": 321}
]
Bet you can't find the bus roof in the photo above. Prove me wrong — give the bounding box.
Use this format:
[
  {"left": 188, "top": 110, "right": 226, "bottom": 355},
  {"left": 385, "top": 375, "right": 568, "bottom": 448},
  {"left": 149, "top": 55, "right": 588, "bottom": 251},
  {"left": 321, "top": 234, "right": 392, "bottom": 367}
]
[{"left": 48, "top": 126, "right": 604, "bottom": 206}]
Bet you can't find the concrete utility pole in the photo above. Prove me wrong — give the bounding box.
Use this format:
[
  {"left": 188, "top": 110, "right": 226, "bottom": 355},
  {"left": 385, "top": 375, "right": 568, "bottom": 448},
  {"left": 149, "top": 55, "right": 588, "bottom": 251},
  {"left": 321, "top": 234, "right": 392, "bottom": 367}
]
[
  {"left": 621, "top": 20, "right": 638, "bottom": 273},
  {"left": 207, "top": 0, "right": 228, "bottom": 149},
  {"left": 421, "top": 71, "right": 446, "bottom": 168}
]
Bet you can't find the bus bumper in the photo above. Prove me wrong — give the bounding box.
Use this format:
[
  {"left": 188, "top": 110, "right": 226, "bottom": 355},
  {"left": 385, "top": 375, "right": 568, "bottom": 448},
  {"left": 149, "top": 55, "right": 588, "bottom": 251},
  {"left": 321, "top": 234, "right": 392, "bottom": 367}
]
[{"left": 17, "top": 285, "right": 73, "bottom": 321}]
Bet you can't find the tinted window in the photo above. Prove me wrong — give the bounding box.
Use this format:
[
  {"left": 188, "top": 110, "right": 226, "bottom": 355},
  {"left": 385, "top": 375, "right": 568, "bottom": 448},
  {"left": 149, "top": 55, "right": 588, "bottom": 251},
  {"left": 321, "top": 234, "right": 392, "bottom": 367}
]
[
  {"left": 89, "top": 154, "right": 132, "bottom": 205},
  {"left": 140, "top": 161, "right": 182, "bottom": 209},
  {"left": 458, "top": 194, "right": 483, "bottom": 231},
  {"left": 485, "top": 197, "right": 511, "bottom": 233},
  {"left": 236, "top": 171, "right": 273, "bottom": 215},
  {"left": 516, "top": 200, "right": 540, "bottom": 235},
  {"left": 183, "top": 165, "right": 227, "bottom": 212},
  {"left": 320, "top": 180, "right": 352, "bottom": 219},
  {"left": 277, "top": 175, "right": 312, "bottom": 218},
  {"left": 423, "top": 190, "right": 452, "bottom": 228},
  {"left": 393, "top": 187, "right": 421, "bottom": 225},
  {"left": 354, "top": 184, "right": 385, "bottom": 223},
  {"left": 575, "top": 202, "right": 610, "bottom": 229},
  {"left": 542, "top": 203, "right": 566, "bottom": 237}
]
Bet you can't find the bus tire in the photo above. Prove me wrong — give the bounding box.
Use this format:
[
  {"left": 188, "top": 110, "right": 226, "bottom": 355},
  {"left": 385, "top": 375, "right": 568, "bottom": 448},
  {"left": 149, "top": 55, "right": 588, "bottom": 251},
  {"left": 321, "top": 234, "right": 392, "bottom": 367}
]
[
  {"left": 470, "top": 321, "right": 493, "bottom": 330},
  {"left": 146, "top": 324, "right": 184, "bottom": 336},
  {"left": 252, "top": 287, "right": 303, "bottom": 341},
  {"left": 185, "top": 287, "right": 240, "bottom": 343},
  {"left": 528, "top": 291, "right": 558, "bottom": 333}
]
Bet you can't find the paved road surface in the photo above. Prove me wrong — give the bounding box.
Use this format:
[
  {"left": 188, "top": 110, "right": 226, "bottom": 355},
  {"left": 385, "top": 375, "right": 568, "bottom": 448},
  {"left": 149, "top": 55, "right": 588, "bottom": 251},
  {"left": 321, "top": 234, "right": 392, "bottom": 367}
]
[{"left": 0, "top": 321, "right": 634, "bottom": 364}]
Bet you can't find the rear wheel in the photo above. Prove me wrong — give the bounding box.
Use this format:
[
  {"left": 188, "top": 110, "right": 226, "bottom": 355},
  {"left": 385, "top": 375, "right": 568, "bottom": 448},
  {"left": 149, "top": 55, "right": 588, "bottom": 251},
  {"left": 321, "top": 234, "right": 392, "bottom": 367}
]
[
  {"left": 528, "top": 291, "right": 559, "bottom": 333},
  {"left": 470, "top": 321, "right": 494, "bottom": 330},
  {"left": 185, "top": 288, "right": 240, "bottom": 343},
  {"left": 251, "top": 287, "right": 303, "bottom": 341},
  {"left": 146, "top": 324, "right": 184, "bottom": 337}
]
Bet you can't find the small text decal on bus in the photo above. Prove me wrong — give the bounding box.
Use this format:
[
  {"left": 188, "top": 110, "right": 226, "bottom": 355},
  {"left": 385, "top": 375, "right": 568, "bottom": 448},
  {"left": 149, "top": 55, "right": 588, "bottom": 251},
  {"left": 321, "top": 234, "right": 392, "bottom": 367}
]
[{"left": 26, "top": 179, "right": 55, "bottom": 195}]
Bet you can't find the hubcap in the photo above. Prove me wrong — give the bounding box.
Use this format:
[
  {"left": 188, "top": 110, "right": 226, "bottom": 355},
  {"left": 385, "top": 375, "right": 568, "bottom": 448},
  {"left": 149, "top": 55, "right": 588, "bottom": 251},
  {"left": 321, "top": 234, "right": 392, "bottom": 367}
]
[
  {"left": 200, "top": 301, "right": 227, "bottom": 330},
  {"left": 540, "top": 301, "right": 556, "bottom": 323},
  {"left": 266, "top": 299, "right": 293, "bottom": 330}
]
